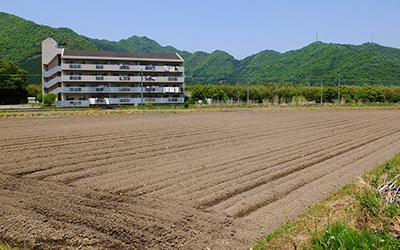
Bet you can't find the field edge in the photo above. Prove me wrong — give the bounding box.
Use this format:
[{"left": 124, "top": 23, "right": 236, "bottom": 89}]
[{"left": 252, "top": 152, "right": 400, "bottom": 250}]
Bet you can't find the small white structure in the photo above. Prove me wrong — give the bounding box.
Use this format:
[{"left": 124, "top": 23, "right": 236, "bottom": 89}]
[{"left": 27, "top": 97, "right": 37, "bottom": 104}]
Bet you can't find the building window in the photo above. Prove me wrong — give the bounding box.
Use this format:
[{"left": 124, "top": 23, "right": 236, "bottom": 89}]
[{"left": 69, "top": 64, "right": 81, "bottom": 69}]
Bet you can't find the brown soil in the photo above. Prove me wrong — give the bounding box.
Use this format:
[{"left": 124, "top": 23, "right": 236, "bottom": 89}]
[{"left": 0, "top": 110, "right": 399, "bottom": 249}]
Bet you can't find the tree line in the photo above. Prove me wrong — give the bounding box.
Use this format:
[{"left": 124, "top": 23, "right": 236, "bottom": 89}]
[{"left": 186, "top": 83, "right": 400, "bottom": 104}]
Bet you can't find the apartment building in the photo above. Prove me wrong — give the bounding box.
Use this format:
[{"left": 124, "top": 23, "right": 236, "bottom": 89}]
[{"left": 42, "top": 38, "right": 185, "bottom": 107}]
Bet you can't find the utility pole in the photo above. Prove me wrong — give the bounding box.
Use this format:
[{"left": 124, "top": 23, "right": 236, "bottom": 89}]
[
  {"left": 237, "top": 81, "right": 240, "bottom": 103},
  {"left": 320, "top": 82, "right": 323, "bottom": 104},
  {"left": 338, "top": 73, "right": 341, "bottom": 105},
  {"left": 140, "top": 69, "right": 143, "bottom": 105},
  {"left": 247, "top": 72, "right": 250, "bottom": 105}
]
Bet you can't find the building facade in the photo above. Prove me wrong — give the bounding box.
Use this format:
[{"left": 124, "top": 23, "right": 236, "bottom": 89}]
[{"left": 42, "top": 38, "right": 185, "bottom": 107}]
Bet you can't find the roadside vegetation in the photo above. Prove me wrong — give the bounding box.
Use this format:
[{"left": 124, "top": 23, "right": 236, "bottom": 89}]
[{"left": 253, "top": 153, "right": 400, "bottom": 250}]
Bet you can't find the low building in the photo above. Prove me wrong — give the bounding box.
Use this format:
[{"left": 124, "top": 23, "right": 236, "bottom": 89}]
[{"left": 42, "top": 38, "right": 185, "bottom": 107}]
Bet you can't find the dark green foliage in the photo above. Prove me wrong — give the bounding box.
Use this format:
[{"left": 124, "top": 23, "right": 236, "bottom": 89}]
[
  {"left": 0, "top": 59, "right": 28, "bottom": 104},
  {"left": 309, "top": 222, "right": 399, "bottom": 250},
  {"left": 390, "top": 95, "right": 400, "bottom": 103},
  {"left": 354, "top": 86, "right": 385, "bottom": 103},
  {"left": 43, "top": 93, "right": 57, "bottom": 106}
]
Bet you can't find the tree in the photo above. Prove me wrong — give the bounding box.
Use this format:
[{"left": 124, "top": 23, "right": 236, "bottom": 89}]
[
  {"left": 206, "top": 86, "right": 226, "bottom": 100},
  {"left": 189, "top": 84, "right": 207, "bottom": 102},
  {"left": 391, "top": 95, "right": 400, "bottom": 103},
  {"left": 26, "top": 84, "right": 42, "bottom": 97},
  {"left": 43, "top": 93, "right": 57, "bottom": 106},
  {"left": 323, "top": 87, "right": 337, "bottom": 103},
  {"left": 0, "top": 59, "right": 28, "bottom": 104},
  {"left": 354, "top": 86, "right": 385, "bottom": 103}
]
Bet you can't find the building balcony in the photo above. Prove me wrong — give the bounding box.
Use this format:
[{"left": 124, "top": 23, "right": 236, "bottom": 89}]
[
  {"left": 56, "top": 97, "right": 184, "bottom": 107},
  {"left": 61, "top": 64, "right": 184, "bottom": 73},
  {"left": 61, "top": 75, "right": 184, "bottom": 83},
  {"left": 57, "top": 86, "right": 182, "bottom": 94}
]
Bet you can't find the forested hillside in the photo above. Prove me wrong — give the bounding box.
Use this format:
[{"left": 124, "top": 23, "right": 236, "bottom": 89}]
[{"left": 1, "top": 12, "right": 400, "bottom": 86}]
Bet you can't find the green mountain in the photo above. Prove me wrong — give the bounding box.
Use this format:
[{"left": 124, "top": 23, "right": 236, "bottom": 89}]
[
  {"left": 185, "top": 50, "right": 240, "bottom": 83},
  {"left": 86, "top": 35, "right": 191, "bottom": 58},
  {"left": 237, "top": 42, "right": 400, "bottom": 85},
  {"left": 1, "top": 12, "right": 400, "bottom": 86},
  {"left": 0, "top": 12, "right": 99, "bottom": 83}
]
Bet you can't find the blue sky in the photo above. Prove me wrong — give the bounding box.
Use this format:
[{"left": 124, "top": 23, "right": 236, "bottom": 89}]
[{"left": 1, "top": 0, "right": 399, "bottom": 59}]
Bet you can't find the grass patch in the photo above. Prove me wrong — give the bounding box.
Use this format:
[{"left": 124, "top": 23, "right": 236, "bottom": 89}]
[
  {"left": 0, "top": 242, "right": 23, "bottom": 250},
  {"left": 253, "top": 153, "right": 400, "bottom": 250},
  {"left": 309, "top": 222, "right": 399, "bottom": 249}
]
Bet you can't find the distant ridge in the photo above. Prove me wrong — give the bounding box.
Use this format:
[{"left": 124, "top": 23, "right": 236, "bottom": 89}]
[{"left": 1, "top": 12, "right": 400, "bottom": 85}]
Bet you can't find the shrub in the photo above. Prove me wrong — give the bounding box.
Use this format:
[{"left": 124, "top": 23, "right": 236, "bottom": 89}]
[
  {"left": 36, "top": 93, "right": 42, "bottom": 102},
  {"left": 43, "top": 93, "right": 57, "bottom": 106},
  {"left": 390, "top": 94, "right": 400, "bottom": 103}
]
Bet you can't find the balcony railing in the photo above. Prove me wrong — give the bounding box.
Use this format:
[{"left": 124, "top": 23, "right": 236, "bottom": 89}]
[
  {"left": 69, "top": 87, "right": 82, "bottom": 91},
  {"left": 59, "top": 86, "right": 181, "bottom": 94},
  {"left": 56, "top": 100, "right": 90, "bottom": 107},
  {"left": 145, "top": 65, "right": 156, "bottom": 70},
  {"left": 119, "top": 76, "right": 130, "bottom": 81},
  {"left": 62, "top": 64, "right": 184, "bottom": 73},
  {"left": 69, "top": 64, "right": 81, "bottom": 69},
  {"left": 62, "top": 75, "right": 184, "bottom": 83},
  {"left": 56, "top": 97, "right": 184, "bottom": 107},
  {"left": 69, "top": 76, "right": 81, "bottom": 80}
]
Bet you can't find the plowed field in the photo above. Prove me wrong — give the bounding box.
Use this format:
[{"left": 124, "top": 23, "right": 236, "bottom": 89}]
[{"left": 1, "top": 109, "right": 399, "bottom": 249}]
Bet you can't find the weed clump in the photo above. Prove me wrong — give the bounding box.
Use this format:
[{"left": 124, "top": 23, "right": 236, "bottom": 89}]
[{"left": 309, "top": 222, "right": 399, "bottom": 249}]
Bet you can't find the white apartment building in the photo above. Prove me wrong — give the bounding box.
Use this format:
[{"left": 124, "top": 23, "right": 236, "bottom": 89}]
[{"left": 42, "top": 38, "right": 185, "bottom": 107}]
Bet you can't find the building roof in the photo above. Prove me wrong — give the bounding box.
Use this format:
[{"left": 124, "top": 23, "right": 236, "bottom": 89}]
[{"left": 63, "top": 49, "right": 183, "bottom": 61}]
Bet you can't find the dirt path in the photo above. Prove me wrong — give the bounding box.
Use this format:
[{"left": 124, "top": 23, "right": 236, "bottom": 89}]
[{"left": 0, "top": 110, "right": 399, "bottom": 249}]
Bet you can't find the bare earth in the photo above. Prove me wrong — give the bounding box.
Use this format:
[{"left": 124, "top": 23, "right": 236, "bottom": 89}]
[{"left": 0, "top": 109, "right": 399, "bottom": 249}]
